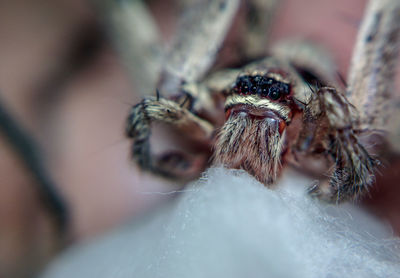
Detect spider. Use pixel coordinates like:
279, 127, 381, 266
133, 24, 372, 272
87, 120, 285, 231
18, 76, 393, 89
125, 0, 400, 203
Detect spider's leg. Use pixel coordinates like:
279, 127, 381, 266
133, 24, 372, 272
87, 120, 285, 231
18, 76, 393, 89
159, 0, 241, 96
270, 39, 339, 88
97, 0, 241, 97
126, 97, 214, 181
94, 0, 162, 96
295, 87, 378, 203
160, 69, 241, 129
236, 0, 279, 60
194, 69, 242, 124
347, 0, 400, 133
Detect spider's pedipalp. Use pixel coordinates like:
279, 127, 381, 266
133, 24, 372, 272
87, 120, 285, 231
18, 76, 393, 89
309, 136, 378, 203
295, 87, 379, 202
126, 97, 214, 179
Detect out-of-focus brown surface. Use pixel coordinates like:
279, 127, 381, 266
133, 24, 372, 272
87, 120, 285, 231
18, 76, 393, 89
364, 159, 400, 234
0, 0, 399, 277
0, 135, 61, 278
0, 1, 171, 276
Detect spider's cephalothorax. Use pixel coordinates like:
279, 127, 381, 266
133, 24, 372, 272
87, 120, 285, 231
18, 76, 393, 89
125, 0, 400, 203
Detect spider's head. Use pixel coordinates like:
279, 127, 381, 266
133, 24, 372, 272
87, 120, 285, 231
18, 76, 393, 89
224, 70, 295, 134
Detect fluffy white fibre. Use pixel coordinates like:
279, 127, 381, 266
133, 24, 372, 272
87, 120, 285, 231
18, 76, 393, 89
41, 167, 400, 278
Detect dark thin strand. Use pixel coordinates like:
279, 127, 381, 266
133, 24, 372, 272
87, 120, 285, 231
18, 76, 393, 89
305, 81, 316, 94
336, 71, 347, 87
293, 96, 307, 106
180, 93, 190, 107
156, 88, 161, 101
315, 80, 323, 91
0, 96, 68, 233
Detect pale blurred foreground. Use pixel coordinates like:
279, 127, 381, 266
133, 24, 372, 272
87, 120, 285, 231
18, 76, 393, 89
41, 168, 400, 278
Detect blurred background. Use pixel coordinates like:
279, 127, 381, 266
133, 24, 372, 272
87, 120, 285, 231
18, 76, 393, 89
0, 0, 399, 277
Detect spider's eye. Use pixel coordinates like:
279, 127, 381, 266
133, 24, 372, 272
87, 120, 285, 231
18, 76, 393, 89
241, 84, 250, 94
236, 77, 251, 95
250, 76, 261, 93
254, 76, 262, 82
268, 86, 282, 100
259, 79, 290, 101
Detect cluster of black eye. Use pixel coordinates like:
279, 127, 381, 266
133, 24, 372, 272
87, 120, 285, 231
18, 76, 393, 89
234, 75, 290, 101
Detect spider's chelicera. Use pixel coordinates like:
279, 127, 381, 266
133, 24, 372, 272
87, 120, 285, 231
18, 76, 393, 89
215, 68, 296, 185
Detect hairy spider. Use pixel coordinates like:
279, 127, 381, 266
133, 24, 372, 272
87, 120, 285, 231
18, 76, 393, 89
125, 0, 400, 202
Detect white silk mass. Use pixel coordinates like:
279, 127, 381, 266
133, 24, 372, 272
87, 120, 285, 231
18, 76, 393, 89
41, 167, 400, 278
